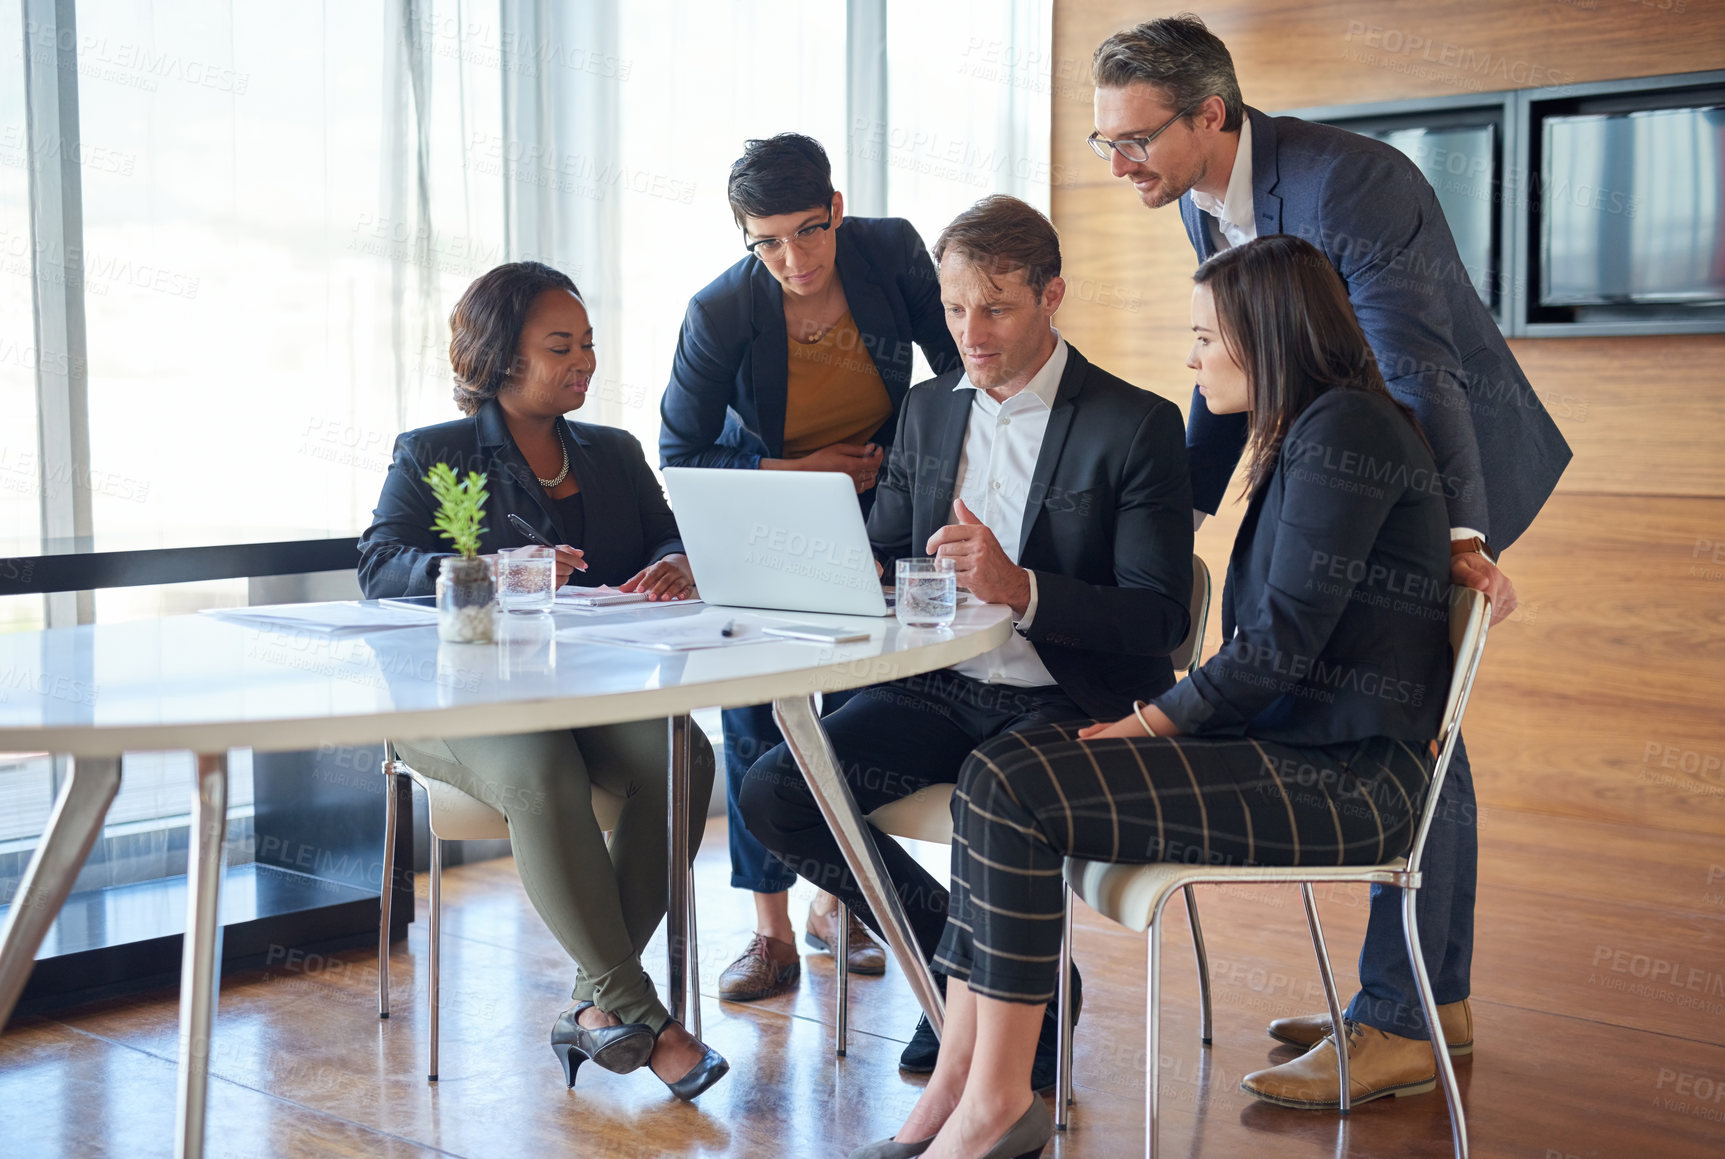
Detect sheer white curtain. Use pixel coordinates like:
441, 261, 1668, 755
881, 0, 1053, 383
3, 0, 1055, 568
605, 1, 850, 452
501, 0, 1051, 457
492, 0, 625, 426
0, 0, 1057, 850
884, 0, 1054, 224
0, 0, 36, 612
0, 0, 511, 852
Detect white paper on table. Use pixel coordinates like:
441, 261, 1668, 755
559, 608, 775, 652
200, 601, 437, 634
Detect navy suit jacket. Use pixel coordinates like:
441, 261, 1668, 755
869, 344, 1194, 720
1155, 389, 1452, 747
358, 400, 681, 598
658, 216, 960, 484
1179, 107, 1571, 549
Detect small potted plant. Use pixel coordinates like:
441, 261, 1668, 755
426, 463, 495, 643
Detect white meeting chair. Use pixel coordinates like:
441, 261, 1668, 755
377, 741, 692, 1082
836, 555, 1212, 1133
1064, 586, 1491, 1159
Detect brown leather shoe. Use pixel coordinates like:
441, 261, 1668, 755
1242, 1021, 1438, 1109
1268, 998, 1473, 1055
804, 902, 886, 975
718, 933, 800, 1002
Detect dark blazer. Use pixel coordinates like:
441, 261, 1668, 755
358, 400, 682, 598
869, 343, 1194, 720
1155, 389, 1452, 747
658, 216, 961, 480
1179, 107, 1571, 549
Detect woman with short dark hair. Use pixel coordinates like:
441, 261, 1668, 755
854, 235, 1454, 1158
659, 132, 963, 1003
359, 262, 727, 1101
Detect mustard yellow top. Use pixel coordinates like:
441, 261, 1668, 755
781, 311, 893, 458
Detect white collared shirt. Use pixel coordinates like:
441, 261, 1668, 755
1189, 117, 1257, 251
946, 334, 1067, 688
1185, 119, 1485, 547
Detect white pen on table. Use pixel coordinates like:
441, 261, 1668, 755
720, 619, 738, 638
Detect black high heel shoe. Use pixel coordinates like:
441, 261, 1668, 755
653, 1019, 729, 1101
550, 1002, 656, 1087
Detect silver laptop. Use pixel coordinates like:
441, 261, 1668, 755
662, 467, 889, 616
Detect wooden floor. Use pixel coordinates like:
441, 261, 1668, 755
3, 810, 1722, 1159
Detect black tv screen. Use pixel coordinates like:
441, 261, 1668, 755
1367, 125, 1498, 309
1541, 106, 1725, 307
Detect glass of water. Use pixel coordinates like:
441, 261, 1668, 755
497, 545, 556, 613
896, 556, 957, 629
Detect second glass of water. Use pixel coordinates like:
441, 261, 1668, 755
896, 556, 957, 629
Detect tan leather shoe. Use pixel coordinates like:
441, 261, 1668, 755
1268, 998, 1473, 1055
1242, 1021, 1438, 1109
718, 933, 800, 1002
804, 902, 887, 975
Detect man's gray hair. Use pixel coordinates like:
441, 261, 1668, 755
1092, 14, 1244, 134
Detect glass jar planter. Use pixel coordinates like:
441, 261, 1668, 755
436, 555, 495, 643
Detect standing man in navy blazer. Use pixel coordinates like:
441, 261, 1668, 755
1088, 15, 1572, 1108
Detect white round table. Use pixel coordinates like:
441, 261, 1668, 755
0, 601, 1011, 1158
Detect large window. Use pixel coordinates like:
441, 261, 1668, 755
607, 0, 850, 454
883, 0, 1052, 384
74, 0, 503, 551
0, 0, 40, 634
0, 0, 1052, 886
884, 0, 1054, 224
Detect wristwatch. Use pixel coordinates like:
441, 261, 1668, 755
1450, 535, 1493, 563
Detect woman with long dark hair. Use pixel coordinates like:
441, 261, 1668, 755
359, 262, 728, 1101
854, 234, 1455, 1159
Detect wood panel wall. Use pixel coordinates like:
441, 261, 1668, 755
1050, 1, 1725, 836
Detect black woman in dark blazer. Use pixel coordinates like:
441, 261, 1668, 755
658, 133, 961, 1002
858, 236, 1454, 1158
358, 262, 726, 1101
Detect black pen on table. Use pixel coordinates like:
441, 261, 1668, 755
720, 619, 737, 638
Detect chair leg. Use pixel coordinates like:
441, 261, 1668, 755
1403, 886, 1468, 1159
1055, 884, 1075, 1130
1182, 884, 1212, 1046
686, 863, 702, 1042
835, 904, 850, 1057
1301, 883, 1351, 1115
1145, 916, 1163, 1159
378, 752, 397, 1020
428, 833, 441, 1083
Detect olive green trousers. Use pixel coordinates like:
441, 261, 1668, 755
395, 719, 714, 1030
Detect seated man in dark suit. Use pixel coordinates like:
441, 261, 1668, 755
737, 194, 1193, 1087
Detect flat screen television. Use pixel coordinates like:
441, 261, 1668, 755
1540, 105, 1725, 307
1367, 124, 1498, 308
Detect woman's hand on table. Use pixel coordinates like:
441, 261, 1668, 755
620, 553, 697, 601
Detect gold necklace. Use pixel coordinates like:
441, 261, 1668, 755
536, 428, 570, 489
